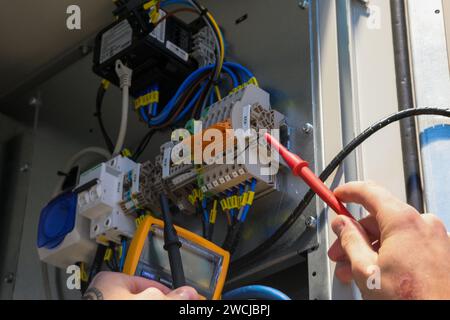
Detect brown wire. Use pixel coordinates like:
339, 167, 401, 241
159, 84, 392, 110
153, 72, 211, 130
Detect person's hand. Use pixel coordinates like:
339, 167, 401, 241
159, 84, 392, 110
83, 271, 199, 300
328, 181, 450, 300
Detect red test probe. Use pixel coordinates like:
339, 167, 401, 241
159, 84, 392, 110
265, 133, 355, 220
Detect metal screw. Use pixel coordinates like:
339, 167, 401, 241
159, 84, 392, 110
80, 44, 90, 55
305, 216, 317, 229
29, 96, 42, 108
298, 0, 310, 10
302, 123, 314, 135
20, 163, 30, 173
3, 272, 15, 284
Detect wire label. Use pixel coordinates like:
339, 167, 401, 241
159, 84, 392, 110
166, 41, 189, 62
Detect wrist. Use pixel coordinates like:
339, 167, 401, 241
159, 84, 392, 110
82, 287, 104, 300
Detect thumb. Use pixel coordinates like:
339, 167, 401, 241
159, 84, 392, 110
332, 216, 378, 281
166, 286, 199, 300
133, 287, 167, 300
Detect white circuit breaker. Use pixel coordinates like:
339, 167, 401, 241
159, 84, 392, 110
37, 155, 140, 268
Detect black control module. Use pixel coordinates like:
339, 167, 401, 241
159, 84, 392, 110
93, 6, 207, 103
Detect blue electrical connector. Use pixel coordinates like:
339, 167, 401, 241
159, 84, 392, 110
119, 239, 127, 272
222, 285, 291, 300
240, 178, 257, 222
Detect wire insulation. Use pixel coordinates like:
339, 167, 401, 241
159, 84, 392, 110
222, 285, 291, 300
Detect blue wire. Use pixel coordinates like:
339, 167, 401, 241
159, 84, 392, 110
153, 84, 159, 116
226, 190, 234, 219
119, 239, 127, 272
202, 198, 209, 223
145, 63, 250, 126
160, 0, 193, 7
149, 65, 215, 125
200, 65, 239, 115
222, 65, 239, 88
224, 62, 255, 82
222, 285, 291, 300
140, 107, 149, 123
209, 89, 215, 106
240, 179, 257, 222
174, 82, 207, 122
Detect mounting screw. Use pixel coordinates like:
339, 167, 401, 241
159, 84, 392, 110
298, 0, 310, 10
305, 216, 317, 229
20, 163, 30, 173
3, 272, 15, 284
80, 44, 90, 55
302, 123, 314, 135
28, 96, 42, 108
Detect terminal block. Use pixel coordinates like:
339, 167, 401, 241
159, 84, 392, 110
191, 26, 217, 67
137, 85, 287, 215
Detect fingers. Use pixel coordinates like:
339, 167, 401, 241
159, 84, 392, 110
132, 285, 199, 300
166, 286, 199, 300
328, 239, 347, 262
359, 215, 381, 241
331, 216, 378, 279
335, 181, 418, 230
122, 275, 198, 299
335, 261, 353, 284
125, 275, 172, 295
421, 213, 448, 238
134, 287, 167, 300
328, 215, 380, 262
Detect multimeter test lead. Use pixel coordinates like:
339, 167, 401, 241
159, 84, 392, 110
265, 133, 355, 220
159, 193, 186, 288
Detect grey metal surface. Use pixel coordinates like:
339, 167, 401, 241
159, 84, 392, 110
307, 0, 406, 300
335, 0, 363, 216
0, 0, 114, 101
197, 0, 318, 285
0, 114, 34, 299
407, 0, 450, 226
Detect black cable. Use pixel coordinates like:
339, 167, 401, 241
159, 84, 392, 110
159, 193, 186, 288
110, 242, 120, 271
390, 0, 424, 212
230, 107, 450, 273
95, 84, 115, 153
132, 129, 156, 161
222, 221, 243, 255
88, 244, 107, 283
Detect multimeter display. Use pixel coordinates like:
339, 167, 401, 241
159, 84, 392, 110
136, 225, 223, 299
124, 216, 230, 300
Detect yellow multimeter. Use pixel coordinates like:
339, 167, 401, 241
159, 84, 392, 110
123, 216, 230, 300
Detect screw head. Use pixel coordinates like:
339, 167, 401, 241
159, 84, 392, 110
80, 45, 90, 55
305, 216, 317, 229
302, 123, 314, 134
28, 96, 42, 108
20, 163, 30, 173
3, 272, 15, 284
299, 0, 310, 9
